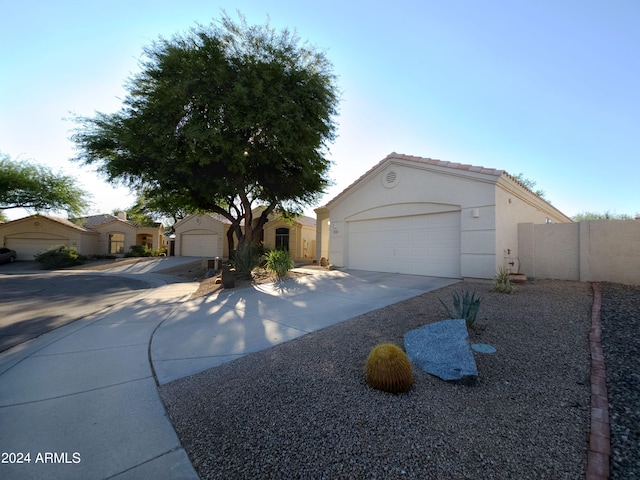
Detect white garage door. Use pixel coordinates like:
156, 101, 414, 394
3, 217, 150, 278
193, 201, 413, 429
347, 212, 461, 277
6, 238, 69, 261
181, 234, 218, 257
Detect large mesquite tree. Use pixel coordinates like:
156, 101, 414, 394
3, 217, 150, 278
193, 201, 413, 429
72, 14, 338, 251
0, 152, 89, 217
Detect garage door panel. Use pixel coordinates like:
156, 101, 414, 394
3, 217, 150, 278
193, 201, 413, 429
181, 234, 218, 257
6, 238, 69, 261
347, 213, 460, 278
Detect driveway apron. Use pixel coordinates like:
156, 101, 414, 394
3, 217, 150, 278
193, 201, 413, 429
151, 270, 459, 385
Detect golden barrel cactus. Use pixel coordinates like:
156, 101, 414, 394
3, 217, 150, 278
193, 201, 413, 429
365, 343, 414, 393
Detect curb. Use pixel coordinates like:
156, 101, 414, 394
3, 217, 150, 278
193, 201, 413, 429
586, 282, 610, 480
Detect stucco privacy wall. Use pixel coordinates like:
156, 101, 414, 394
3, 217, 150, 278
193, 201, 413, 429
519, 220, 640, 285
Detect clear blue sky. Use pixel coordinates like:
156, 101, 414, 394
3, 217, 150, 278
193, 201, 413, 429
2, 0, 638, 221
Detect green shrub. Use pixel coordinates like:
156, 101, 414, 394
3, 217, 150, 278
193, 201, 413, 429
230, 244, 262, 279
125, 245, 167, 257
439, 290, 482, 328
492, 267, 514, 293
34, 245, 86, 269
265, 249, 293, 279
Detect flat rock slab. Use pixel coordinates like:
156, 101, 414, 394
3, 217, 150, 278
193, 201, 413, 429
404, 319, 478, 386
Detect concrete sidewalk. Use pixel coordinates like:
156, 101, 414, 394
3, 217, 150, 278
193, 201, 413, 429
151, 270, 458, 385
0, 266, 456, 479
0, 281, 201, 480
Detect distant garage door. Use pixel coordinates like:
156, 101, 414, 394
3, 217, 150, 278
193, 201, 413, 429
6, 237, 69, 261
180, 233, 218, 257
346, 212, 461, 278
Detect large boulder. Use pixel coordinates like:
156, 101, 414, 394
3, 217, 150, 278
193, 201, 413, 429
404, 319, 478, 386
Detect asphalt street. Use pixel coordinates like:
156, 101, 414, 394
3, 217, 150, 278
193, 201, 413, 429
0, 271, 149, 353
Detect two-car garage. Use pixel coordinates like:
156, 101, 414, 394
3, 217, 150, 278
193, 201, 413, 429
346, 212, 461, 278
5, 235, 69, 261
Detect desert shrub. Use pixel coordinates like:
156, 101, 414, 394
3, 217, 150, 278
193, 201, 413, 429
492, 267, 514, 293
34, 245, 86, 269
439, 290, 482, 328
230, 244, 262, 279
365, 343, 414, 393
125, 245, 155, 257
265, 249, 293, 279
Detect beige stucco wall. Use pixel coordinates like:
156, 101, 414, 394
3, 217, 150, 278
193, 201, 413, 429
324, 160, 499, 278
174, 214, 228, 258
263, 220, 316, 261
0, 216, 98, 258
519, 220, 640, 285
90, 221, 138, 256
494, 178, 572, 276
318, 157, 572, 279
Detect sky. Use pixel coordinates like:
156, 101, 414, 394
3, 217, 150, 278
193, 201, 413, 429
1, 0, 639, 222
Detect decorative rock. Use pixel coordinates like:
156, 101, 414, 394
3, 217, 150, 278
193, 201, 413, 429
404, 319, 478, 386
471, 343, 497, 354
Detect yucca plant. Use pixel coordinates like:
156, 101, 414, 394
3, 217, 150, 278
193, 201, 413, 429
439, 290, 482, 328
230, 244, 262, 279
492, 267, 514, 294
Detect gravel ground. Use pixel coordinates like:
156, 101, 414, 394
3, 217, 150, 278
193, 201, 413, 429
601, 283, 640, 479
160, 279, 593, 480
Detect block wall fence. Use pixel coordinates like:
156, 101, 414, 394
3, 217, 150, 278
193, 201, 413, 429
518, 220, 640, 286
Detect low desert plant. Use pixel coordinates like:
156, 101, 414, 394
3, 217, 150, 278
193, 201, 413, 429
264, 249, 293, 279
34, 245, 86, 269
439, 290, 482, 328
492, 267, 514, 294
125, 245, 154, 257
365, 343, 414, 393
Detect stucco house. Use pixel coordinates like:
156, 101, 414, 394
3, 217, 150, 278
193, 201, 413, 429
0, 212, 164, 261
174, 211, 316, 261
315, 153, 572, 279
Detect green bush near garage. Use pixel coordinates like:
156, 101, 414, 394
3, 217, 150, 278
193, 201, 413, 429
34, 245, 86, 269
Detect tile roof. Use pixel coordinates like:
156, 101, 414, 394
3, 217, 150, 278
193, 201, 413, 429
81, 214, 140, 228
324, 152, 506, 208
385, 153, 505, 177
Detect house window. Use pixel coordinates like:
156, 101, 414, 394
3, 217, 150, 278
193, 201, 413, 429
275, 228, 289, 251
109, 233, 125, 254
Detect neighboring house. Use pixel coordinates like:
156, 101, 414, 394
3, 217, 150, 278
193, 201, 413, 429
315, 153, 572, 279
173, 214, 231, 258
173, 211, 317, 261
0, 215, 98, 261
81, 213, 165, 255
0, 212, 164, 261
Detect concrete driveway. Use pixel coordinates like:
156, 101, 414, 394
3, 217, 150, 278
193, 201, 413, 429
151, 269, 459, 384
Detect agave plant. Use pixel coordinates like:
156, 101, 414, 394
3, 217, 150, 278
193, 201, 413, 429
439, 290, 482, 328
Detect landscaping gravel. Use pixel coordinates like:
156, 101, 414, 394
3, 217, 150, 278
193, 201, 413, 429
160, 280, 593, 479
601, 283, 640, 479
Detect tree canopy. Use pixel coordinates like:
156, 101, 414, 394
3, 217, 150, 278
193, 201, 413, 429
0, 152, 90, 217
72, 13, 339, 249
